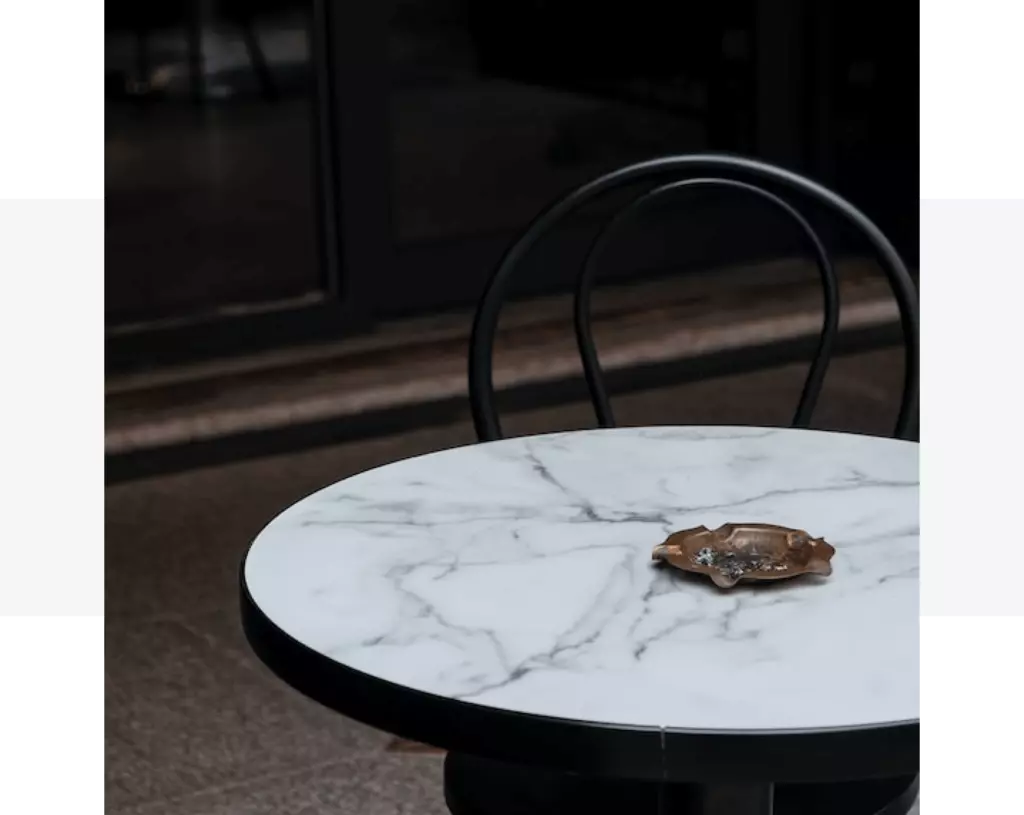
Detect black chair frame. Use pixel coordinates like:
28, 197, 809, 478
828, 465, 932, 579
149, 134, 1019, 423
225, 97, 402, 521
468, 154, 919, 442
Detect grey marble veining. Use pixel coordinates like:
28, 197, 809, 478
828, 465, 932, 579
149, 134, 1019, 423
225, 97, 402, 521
245, 426, 918, 732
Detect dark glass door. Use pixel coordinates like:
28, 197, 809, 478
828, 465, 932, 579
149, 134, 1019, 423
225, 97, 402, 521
106, 0, 917, 370
376, 0, 761, 317
105, 0, 323, 328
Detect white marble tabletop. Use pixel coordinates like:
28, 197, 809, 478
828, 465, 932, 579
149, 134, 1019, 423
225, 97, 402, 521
244, 426, 918, 734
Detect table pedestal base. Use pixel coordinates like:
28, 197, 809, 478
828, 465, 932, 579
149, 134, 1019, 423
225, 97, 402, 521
444, 752, 915, 815
680, 783, 773, 815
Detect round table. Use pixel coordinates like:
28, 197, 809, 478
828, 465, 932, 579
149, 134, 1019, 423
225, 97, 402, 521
241, 426, 919, 814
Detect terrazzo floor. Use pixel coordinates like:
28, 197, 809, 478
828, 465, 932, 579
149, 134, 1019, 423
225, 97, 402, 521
106, 348, 918, 814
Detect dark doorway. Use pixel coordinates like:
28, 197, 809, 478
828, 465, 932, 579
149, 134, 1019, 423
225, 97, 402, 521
106, 0, 918, 371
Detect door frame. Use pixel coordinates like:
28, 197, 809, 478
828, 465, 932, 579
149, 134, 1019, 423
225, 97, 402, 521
106, 0, 395, 374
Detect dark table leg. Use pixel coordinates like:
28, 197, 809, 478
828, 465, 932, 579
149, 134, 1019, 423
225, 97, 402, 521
662, 783, 774, 815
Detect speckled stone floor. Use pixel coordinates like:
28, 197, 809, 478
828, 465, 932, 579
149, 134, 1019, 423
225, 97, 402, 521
106, 348, 918, 814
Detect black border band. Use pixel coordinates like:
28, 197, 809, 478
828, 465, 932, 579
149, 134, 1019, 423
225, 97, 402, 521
240, 568, 918, 783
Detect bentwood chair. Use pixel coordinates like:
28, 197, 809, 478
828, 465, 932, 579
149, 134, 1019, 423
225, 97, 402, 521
468, 154, 919, 444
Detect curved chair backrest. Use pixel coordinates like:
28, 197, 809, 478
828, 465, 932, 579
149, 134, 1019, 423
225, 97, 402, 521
468, 154, 919, 441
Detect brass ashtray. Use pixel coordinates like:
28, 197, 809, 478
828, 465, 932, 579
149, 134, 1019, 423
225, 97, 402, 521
652, 523, 835, 589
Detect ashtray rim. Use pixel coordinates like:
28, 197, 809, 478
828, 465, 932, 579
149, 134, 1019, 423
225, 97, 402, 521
652, 522, 835, 589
